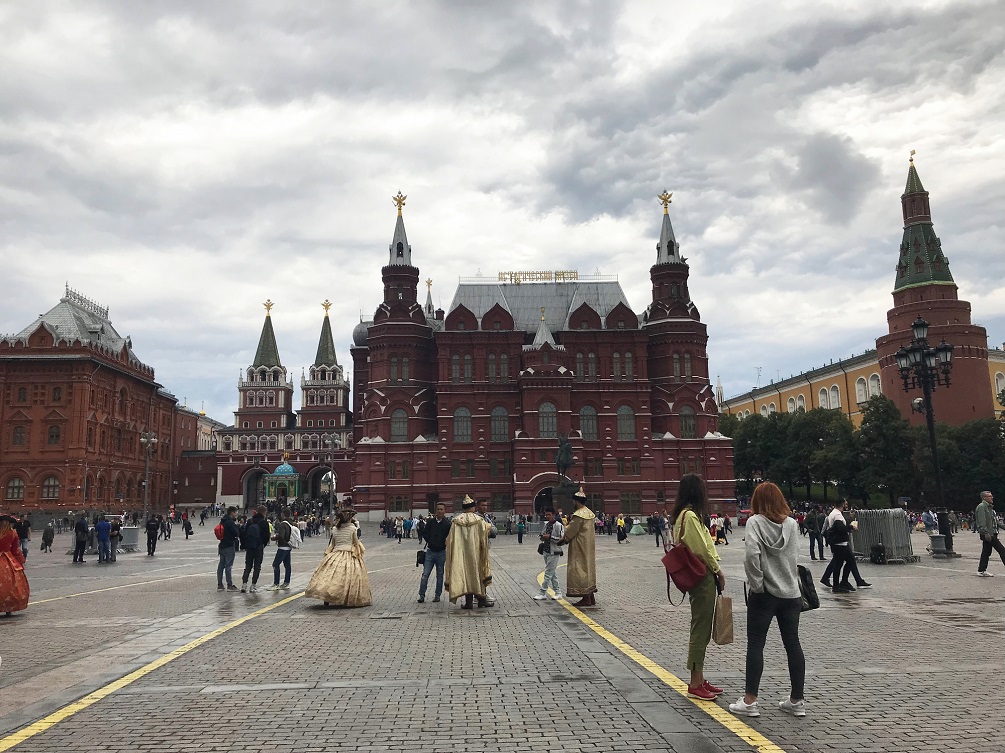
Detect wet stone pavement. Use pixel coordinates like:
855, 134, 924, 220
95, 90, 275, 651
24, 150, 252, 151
1, 522, 1003, 752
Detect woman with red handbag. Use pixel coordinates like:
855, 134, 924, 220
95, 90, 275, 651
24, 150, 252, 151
669, 474, 726, 701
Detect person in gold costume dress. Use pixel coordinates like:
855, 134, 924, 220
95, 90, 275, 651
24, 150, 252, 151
305, 507, 371, 607
444, 496, 492, 609
0, 515, 29, 616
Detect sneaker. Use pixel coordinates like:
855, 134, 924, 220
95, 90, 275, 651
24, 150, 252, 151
551, 593, 563, 600
978, 571, 995, 577
249, 584, 258, 593
857, 582, 873, 589
227, 585, 238, 591
840, 583, 856, 592
687, 684, 718, 701
280, 583, 290, 590
728, 697, 760, 716
432, 596, 441, 602
703, 680, 724, 695
819, 578, 832, 588
832, 585, 853, 594
417, 596, 425, 603
240, 585, 247, 593
267, 584, 281, 591
533, 594, 548, 600
779, 698, 806, 717
217, 584, 224, 591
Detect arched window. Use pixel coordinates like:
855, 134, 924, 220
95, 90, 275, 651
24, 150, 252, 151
118, 388, 127, 414
830, 385, 841, 409
575, 352, 584, 381
797, 395, 806, 411
48, 425, 61, 445
787, 397, 796, 413
539, 402, 557, 438
579, 406, 598, 441
390, 357, 398, 383
12, 426, 26, 445
679, 406, 697, 438
625, 352, 634, 380
856, 377, 868, 404
869, 373, 882, 397
453, 407, 472, 442
223, 437, 232, 451
488, 354, 496, 383
401, 358, 409, 384
451, 354, 460, 383
684, 353, 692, 380
819, 388, 829, 409
53, 387, 62, 402
5, 477, 25, 500
587, 352, 597, 381
612, 353, 621, 381
266, 392, 276, 406
616, 405, 636, 440
500, 353, 509, 381
768, 402, 776, 414
761, 405, 769, 417
463, 354, 473, 383
673, 353, 681, 381
391, 409, 408, 442
490, 406, 508, 443
41, 475, 60, 499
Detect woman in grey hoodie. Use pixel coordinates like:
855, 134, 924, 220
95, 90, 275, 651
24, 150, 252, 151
729, 482, 806, 718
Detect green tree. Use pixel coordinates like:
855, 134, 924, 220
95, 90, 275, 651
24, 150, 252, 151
810, 409, 857, 503
856, 395, 919, 506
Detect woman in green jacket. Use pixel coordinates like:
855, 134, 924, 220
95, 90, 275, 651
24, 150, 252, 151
670, 474, 726, 701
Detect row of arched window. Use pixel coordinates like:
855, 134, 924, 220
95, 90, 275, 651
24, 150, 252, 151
10, 425, 63, 446
673, 353, 693, 381
305, 390, 341, 406
739, 374, 884, 418
389, 357, 410, 384
5, 476, 60, 500
247, 368, 284, 383
308, 366, 341, 381
226, 432, 343, 452
245, 391, 277, 407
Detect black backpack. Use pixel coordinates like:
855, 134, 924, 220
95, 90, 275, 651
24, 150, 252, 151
241, 520, 262, 549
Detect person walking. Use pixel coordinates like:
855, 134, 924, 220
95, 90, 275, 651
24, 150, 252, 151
976, 491, 1005, 577
654, 513, 667, 548
217, 506, 240, 591
821, 501, 871, 593
145, 515, 160, 556
443, 496, 492, 609
73, 514, 88, 563
15, 516, 31, 560
558, 487, 597, 607
729, 482, 806, 718
806, 507, 825, 561
240, 507, 269, 592
669, 474, 725, 702
394, 517, 404, 543
41, 522, 55, 554
417, 503, 451, 603
534, 508, 564, 600
268, 510, 294, 591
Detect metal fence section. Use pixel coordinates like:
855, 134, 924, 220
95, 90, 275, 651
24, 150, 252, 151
851, 509, 918, 563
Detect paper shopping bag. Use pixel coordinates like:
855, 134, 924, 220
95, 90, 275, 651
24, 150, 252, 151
712, 594, 734, 645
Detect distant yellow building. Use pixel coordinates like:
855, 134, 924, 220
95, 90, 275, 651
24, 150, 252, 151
721, 347, 1005, 426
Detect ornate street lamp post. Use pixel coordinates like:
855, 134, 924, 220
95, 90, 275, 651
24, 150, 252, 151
139, 432, 158, 521
895, 317, 954, 546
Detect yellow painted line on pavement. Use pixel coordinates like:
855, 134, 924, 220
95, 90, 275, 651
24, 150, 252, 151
28, 573, 205, 605
537, 568, 785, 753
0, 591, 304, 752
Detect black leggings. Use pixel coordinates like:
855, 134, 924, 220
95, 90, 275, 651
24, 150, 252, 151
745, 591, 804, 700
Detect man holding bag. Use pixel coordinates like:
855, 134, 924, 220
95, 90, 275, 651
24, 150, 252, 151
669, 474, 725, 702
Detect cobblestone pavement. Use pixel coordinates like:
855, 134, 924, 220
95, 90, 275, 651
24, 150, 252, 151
1, 523, 1003, 752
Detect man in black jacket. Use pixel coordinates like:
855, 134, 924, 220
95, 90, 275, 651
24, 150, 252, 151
218, 506, 241, 590
145, 515, 160, 556
417, 503, 451, 603
240, 507, 270, 593
73, 514, 89, 563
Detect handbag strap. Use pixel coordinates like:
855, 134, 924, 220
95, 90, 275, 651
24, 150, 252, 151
666, 568, 685, 606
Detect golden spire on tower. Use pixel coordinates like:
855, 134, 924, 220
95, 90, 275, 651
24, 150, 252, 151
909, 149, 916, 164
657, 190, 673, 214
263, 299, 274, 315
425, 278, 433, 293
392, 191, 407, 215
541, 306, 546, 321
321, 299, 332, 314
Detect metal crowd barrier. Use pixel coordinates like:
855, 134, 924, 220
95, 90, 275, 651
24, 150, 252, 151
851, 508, 918, 564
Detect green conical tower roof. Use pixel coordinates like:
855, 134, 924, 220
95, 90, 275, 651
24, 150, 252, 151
252, 301, 283, 367
893, 158, 954, 292
314, 304, 338, 367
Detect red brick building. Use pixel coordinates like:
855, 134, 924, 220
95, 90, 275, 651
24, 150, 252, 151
350, 194, 735, 518
0, 287, 179, 516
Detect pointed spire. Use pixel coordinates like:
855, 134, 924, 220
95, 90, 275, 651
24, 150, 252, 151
388, 191, 413, 266
655, 190, 681, 264
252, 300, 283, 367
424, 278, 434, 316
314, 300, 338, 367
532, 307, 557, 348
893, 154, 953, 292
715, 376, 724, 405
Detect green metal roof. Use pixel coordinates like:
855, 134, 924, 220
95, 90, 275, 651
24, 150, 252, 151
253, 314, 283, 367
314, 314, 338, 367
904, 163, 926, 195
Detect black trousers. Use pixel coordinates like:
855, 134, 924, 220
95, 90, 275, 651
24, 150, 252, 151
745, 591, 804, 699
147, 534, 157, 555
73, 540, 86, 562
979, 535, 1005, 572
242, 547, 265, 584
824, 545, 863, 586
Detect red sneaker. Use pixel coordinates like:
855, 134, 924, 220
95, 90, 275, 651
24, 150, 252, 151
703, 680, 724, 695
687, 683, 717, 700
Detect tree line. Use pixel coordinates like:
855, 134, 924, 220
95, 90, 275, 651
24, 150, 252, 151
718, 395, 1005, 511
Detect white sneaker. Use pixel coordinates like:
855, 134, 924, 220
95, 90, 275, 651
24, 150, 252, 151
249, 584, 258, 593
533, 594, 548, 600
978, 571, 995, 577
728, 698, 760, 717
779, 698, 806, 717
279, 583, 290, 590
551, 593, 564, 600
267, 584, 281, 591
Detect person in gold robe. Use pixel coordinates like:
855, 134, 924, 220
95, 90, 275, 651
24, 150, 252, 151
559, 487, 597, 607
444, 496, 493, 609
305, 507, 371, 607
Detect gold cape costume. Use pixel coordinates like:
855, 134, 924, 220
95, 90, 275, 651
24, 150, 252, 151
443, 512, 492, 602
560, 506, 597, 597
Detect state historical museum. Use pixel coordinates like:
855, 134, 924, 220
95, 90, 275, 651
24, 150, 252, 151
348, 193, 734, 517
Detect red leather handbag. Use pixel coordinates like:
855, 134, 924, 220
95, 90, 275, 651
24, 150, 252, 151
662, 541, 706, 605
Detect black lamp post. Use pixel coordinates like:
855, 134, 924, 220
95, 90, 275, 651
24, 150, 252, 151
895, 316, 954, 538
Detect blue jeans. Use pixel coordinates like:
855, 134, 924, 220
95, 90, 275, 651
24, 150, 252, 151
218, 547, 236, 586
419, 549, 446, 598
540, 553, 561, 594
273, 548, 291, 585
98, 540, 111, 562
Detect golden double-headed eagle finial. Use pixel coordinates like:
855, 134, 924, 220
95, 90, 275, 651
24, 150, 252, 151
392, 191, 407, 215
909, 149, 916, 164
425, 278, 433, 293
322, 299, 332, 314
263, 299, 274, 315
657, 190, 673, 214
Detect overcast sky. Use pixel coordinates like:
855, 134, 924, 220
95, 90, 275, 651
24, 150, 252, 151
2, 0, 1004, 422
